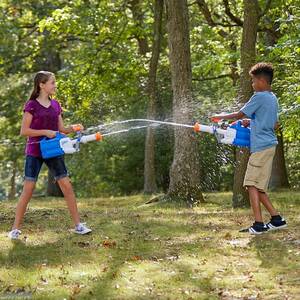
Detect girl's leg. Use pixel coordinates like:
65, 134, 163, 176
57, 177, 80, 225
12, 180, 36, 230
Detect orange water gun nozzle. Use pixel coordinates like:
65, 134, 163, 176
193, 122, 200, 132
95, 132, 103, 141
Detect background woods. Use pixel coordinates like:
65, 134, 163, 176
0, 0, 299, 205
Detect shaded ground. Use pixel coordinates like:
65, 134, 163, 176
0, 191, 299, 299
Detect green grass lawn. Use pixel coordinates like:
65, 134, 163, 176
0, 191, 299, 300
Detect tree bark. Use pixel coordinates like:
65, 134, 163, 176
8, 161, 17, 200
262, 21, 290, 189
38, 32, 64, 197
144, 0, 164, 194
129, 0, 150, 55
165, 0, 204, 204
232, 0, 260, 208
46, 171, 63, 197
269, 129, 289, 189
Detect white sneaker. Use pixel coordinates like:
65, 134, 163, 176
8, 229, 21, 240
74, 223, 92, 235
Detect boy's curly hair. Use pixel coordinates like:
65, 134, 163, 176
249, 62, 274, 84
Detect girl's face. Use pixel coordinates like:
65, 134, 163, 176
40, 76, 57, 95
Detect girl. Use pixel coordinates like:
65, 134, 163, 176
8, 71, 92, 239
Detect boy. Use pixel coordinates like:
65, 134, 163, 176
211, 62, 287, 234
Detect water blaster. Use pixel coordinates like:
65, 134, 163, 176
193, 120, 250, 148
40, 131, 102, 159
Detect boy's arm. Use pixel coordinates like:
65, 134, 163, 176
210, 111, 246, 122
211, 94, 262, 123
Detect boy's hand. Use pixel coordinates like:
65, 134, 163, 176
71, 124, 84, 132
241, 119, 251, 127
44, 130, 57, 139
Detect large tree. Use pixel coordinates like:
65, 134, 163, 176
143, 0, 164, 194
232, 0, 260, 208
165, 0, 204, 204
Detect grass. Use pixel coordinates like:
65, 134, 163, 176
0, 190, 299, 300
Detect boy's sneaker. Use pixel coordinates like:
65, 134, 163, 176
239, 222, 268, 235
266, 215, 287, 231
74, 222, 92, 235
8, 229, 21, 240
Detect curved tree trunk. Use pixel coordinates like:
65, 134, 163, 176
143, 0, 164, 194
165, 0, 204, 204
232, 0, 260, 208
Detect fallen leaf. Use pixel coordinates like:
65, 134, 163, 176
102, 240, 116, 248
131, 255, 142, 261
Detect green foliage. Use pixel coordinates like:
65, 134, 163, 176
0, 0, 299, 198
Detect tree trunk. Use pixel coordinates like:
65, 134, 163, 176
8, 161, 17, 200
269, 129, 289, 189
262, 23, 290, 189
165, 0, 204, 204
232, 0, 260, 208
46, 171, 64, 197
129, 0, 150, 55
37, 33, 64, 197
143, 0, 164, 194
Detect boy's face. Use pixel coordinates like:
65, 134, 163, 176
40, 76, 57, 95
251, 75, 268, 91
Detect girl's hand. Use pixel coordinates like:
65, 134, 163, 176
210, 115, 223, 123
44, 130, 57, 138
71, 124, 84, 132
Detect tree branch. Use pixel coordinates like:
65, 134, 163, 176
192, 73, 232, 81
196, 0, 230, 38
259, 0, 272, 17
222, 0, 243, 26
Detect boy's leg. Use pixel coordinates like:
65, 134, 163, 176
258, 191, 278, 216
247, 186, 263, 222
259, 191, 287, 230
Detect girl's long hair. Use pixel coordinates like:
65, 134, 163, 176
29, 71, 55, 100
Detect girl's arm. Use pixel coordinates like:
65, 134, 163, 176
58, 115, 84, 134
20, 112, 56, 138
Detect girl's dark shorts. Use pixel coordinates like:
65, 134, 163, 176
24, 155, 69, 182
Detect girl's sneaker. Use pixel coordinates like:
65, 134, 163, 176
8, 229, 21, 240
74, 222, 92, 235
266, 216, 287, 231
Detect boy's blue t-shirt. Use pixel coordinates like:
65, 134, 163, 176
240, 91, 278, 153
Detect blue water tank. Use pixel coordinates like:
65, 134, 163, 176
40, 132, 66, 159
229, 121, 250, 148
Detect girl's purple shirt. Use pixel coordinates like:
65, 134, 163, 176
23, 99, 62, 157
